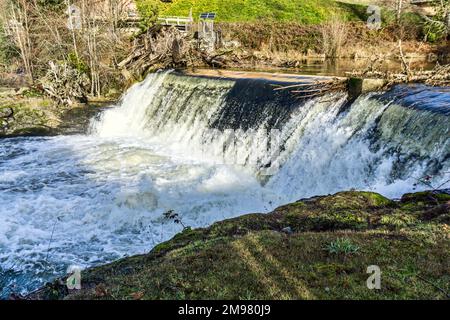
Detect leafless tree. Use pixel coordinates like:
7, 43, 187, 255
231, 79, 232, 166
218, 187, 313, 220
1, 0, 35, 82
1, 0, 133, 98
396, 0, 403, 23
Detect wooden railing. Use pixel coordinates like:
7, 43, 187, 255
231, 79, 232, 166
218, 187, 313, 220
157, 16, 193, 30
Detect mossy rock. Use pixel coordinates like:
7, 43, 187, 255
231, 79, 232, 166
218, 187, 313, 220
401, 191, 450, 205
272, 191, 394, 232
0, 99, 56, 137
1, 95, 107, 137
314, 191, 394, 209
10, 127, 52, 137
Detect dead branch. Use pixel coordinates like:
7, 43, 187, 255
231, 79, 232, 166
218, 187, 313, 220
347, 63, 450, 87
39, 61, 89, 106
272, 78, 347, 99
117, 26, 236, 79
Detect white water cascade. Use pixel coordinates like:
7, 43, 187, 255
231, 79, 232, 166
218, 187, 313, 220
0, 71, 448, 297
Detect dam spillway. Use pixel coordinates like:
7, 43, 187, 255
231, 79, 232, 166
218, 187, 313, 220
0, 70, 449, 297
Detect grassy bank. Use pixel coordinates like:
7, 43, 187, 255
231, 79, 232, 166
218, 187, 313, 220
32, 190, 450, 300
151, 0, 366, 24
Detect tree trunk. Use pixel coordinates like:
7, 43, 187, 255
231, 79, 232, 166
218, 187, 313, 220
10, 1, 34, 83
396, 0, 403, 24
446, 12, 450, 36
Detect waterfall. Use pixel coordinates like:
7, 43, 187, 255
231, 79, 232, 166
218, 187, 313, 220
1, 71, 448, 298
92, 71, 449, 199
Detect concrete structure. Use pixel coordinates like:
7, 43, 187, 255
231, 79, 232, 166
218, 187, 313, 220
348, 77, 387, 98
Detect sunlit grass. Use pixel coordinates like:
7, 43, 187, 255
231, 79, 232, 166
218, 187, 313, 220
154, 0, 368, 24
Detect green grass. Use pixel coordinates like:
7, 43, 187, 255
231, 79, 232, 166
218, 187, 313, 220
325, 238, 360, 256
154, 0, 368, 24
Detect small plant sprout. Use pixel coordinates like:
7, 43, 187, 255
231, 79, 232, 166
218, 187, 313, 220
325, 238, 360, 256
163, 210, 188, 230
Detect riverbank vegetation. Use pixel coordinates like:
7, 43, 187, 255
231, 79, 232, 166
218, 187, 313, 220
124, 0, 450, 83
0, 0, 449, 109
0, 86, 105, 137
0, 0, 132, 100
151, 0, 366, 24
1, 1, 448, 302
29, 190, 450, 300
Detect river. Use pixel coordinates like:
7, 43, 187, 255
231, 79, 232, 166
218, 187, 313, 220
0, 71, 449, 297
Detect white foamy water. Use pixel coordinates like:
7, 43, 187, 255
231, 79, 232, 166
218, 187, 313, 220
0, 71, 448, 297
0, 134, 282, 296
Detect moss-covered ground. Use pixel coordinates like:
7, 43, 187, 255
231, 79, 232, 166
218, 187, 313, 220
0, 89, 108, 137
0, 98, 56, 137
31, 190, 450, 300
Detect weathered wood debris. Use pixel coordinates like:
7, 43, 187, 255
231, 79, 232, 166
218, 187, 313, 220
39, 61, 90, 106
118, 26, 233, 80
348, 63, 450, 87
272, 78, 348, 99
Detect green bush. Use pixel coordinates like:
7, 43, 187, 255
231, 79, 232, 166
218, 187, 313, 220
67, 52, 89, 75
325, 238, 360, 256
136, 0, 160, 30
423, 20, 447, 43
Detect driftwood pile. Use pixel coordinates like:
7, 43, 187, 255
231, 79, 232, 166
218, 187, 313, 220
39, 61, 90, 106
404, 64, 450, 86
273, 63, 449, 101
118, 26, 233, 80
117, 26, 190, 78
348, 63, 450, 87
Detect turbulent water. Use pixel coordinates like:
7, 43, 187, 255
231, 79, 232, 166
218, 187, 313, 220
0, 71, 449, 297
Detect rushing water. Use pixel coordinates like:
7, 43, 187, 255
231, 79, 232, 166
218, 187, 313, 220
0, 71, 449, 297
